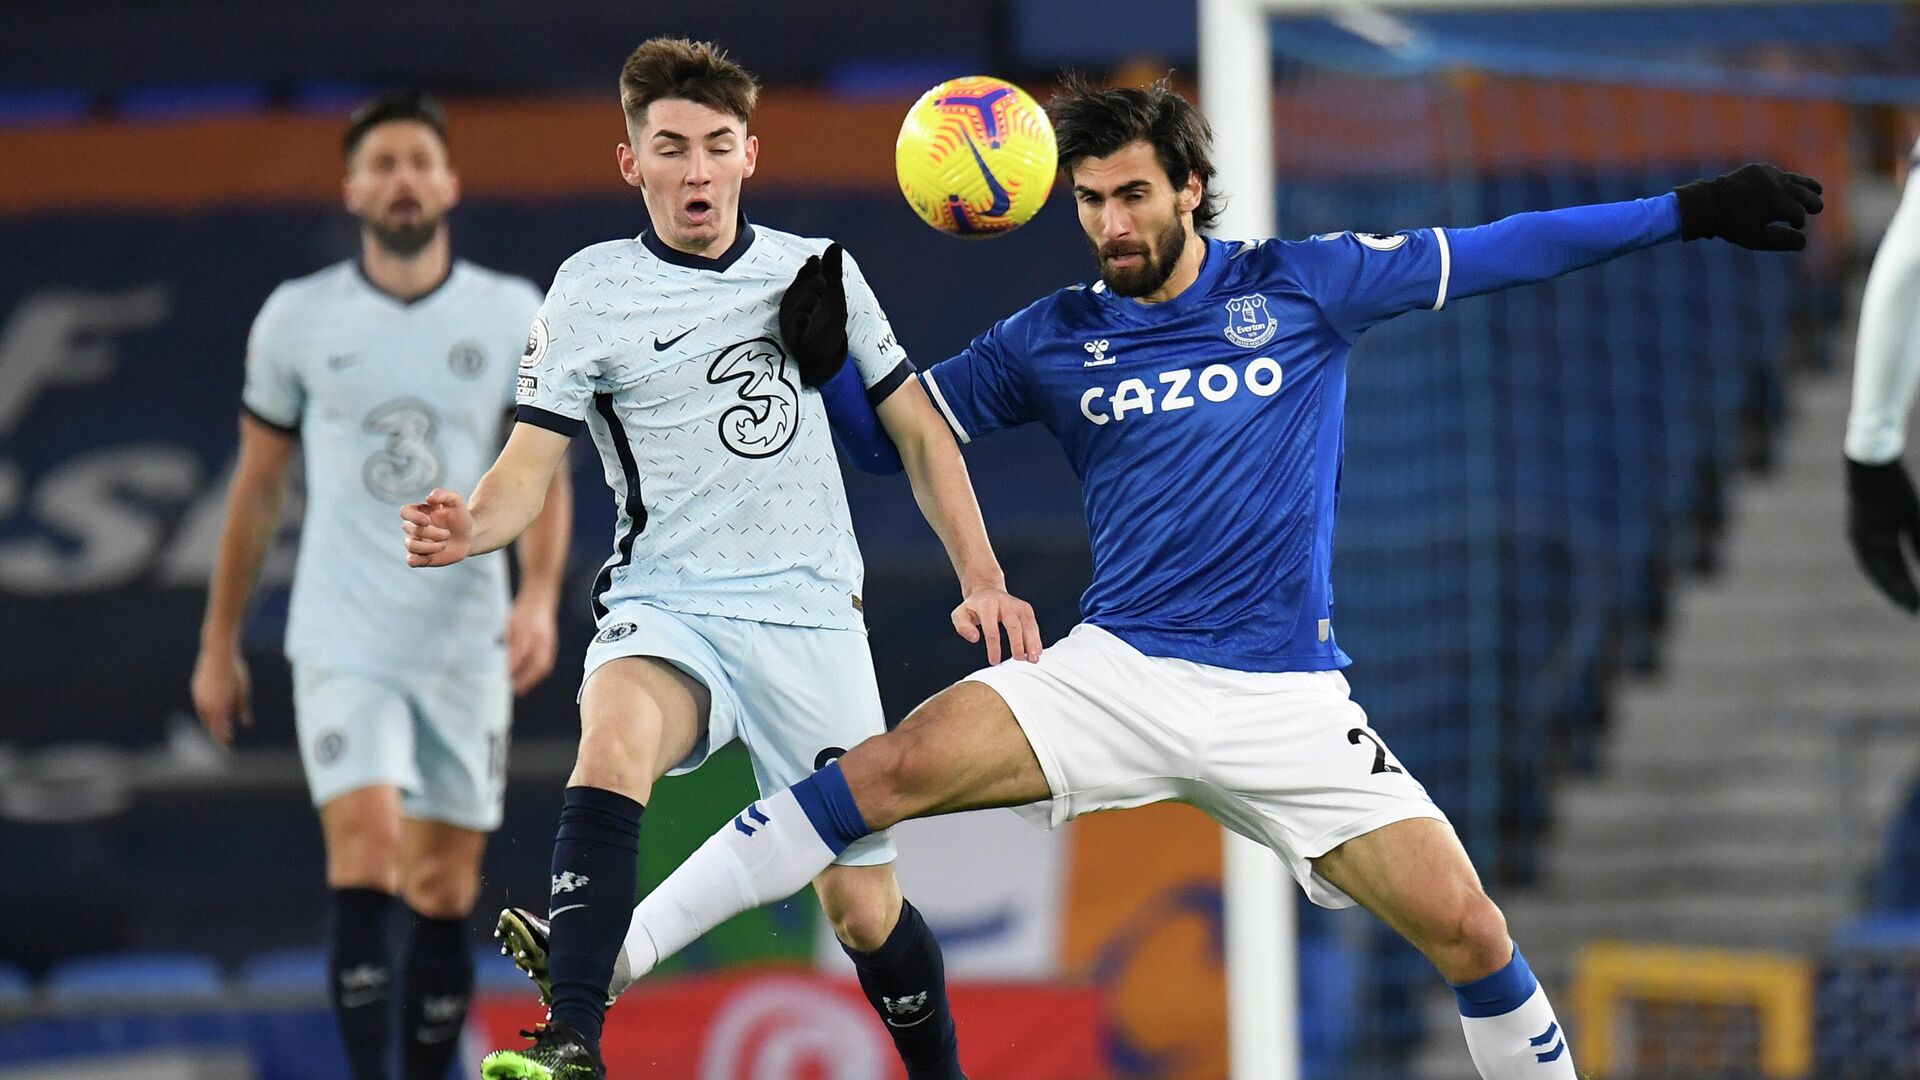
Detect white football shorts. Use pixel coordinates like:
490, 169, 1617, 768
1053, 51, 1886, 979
966, 622, 1449, 908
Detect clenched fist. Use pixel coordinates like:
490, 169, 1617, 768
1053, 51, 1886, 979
402, 488, 475, 567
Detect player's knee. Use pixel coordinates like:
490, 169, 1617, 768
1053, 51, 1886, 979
402, 853, 481, 919
324, 817, 403, 891
817, 879, 902, 953
838, 733, 923, 831
1433, 892, 1512, 983
574, 708, 661, 789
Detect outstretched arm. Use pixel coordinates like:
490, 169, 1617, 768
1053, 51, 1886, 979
403, 423, 572, 567
1449, 164, 1823, 302
1305, 164, 1823, 339
1444, 194, 1680, 301
876, 380, 1040, 664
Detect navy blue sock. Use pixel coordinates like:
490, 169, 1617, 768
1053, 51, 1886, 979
844, 900, 963, 1080
545, 786, 643, 1051
327, 886, 399, 1080
399, 910, 473, 1080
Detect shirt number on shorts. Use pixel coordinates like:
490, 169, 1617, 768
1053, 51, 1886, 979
362, 398, 446, 502
488, 733, 507, 783
1347, 727, 1404, 775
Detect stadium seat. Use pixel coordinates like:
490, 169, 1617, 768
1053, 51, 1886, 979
45, 951, 224, 1002
237, 946, 329, 995
0, 962, 30, 1004
1831, 912, 1920, 953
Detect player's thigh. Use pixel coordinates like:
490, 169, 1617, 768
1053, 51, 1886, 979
811, 862, 905, 951
1309, 816, 1508, 974
576, 656, 710, 796
318, 785, 406, 889
398, 816, 489, 918
1209, 669, 1451, 910
954, 623, 1208, 831
577, 607, 746, 797
839, 680, 1051, 830
406, 665, 512, 834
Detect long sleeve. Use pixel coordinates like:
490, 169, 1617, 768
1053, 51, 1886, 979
1845, 157, 1920, 464
1445, 193, 1682, 301
1287, 194, 1682, 341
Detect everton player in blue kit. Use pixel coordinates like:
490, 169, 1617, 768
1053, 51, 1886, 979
583, 79, 1821, 1077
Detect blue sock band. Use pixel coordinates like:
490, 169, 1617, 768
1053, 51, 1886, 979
790, 761, 873, 855
1451, 942, 1539, 1018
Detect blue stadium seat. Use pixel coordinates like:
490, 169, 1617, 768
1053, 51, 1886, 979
238, 947, 328, 995
1832, 912, 1920, 953
0, 962, 31, 1004
45, 951, 224, 1002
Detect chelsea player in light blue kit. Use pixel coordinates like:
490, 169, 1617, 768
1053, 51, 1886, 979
401, 39, 1036, 1080
192, 92, 573, 1080
576, 79, 1825, 1078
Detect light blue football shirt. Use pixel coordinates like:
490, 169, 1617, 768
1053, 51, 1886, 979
242, 260, 543, 675
515, 222, 914, 631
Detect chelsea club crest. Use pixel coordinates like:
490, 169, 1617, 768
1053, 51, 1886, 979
1224, 294, 1278, 349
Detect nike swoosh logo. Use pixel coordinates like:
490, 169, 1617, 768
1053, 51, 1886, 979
884, 1011, 936, 1029
549, 903, 588, 917
961, 132, 1012, 218
653, 327, 696, 351
328, 354, 359, 370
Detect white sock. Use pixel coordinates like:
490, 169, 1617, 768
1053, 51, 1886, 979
1454, 944, 1577, 1079
617, 785, 840, 990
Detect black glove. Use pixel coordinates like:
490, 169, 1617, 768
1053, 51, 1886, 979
1848, 456, 1920, 613
780, 242, 849, 388
1673, 163, 1824, 251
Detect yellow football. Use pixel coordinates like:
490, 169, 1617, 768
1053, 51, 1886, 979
895, 76, 1058, 237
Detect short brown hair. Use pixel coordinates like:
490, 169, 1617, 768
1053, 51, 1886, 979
343, 89, 447, 160
619, 38, 759, 130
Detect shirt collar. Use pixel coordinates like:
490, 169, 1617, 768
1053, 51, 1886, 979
641, 211, 756, 272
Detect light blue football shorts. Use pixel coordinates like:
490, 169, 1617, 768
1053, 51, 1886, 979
292, 664, 511, 832
582, 603, 896, 867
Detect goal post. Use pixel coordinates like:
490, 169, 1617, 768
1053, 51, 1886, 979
1197, 3, 1297, 1079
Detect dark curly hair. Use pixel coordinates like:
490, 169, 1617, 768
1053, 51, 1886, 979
1048, 74, 1221, 231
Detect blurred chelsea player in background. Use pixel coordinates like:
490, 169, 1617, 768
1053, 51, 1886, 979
191, 90, 573, 1080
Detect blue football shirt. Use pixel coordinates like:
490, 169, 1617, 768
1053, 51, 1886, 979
920, 229, 1457, 673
